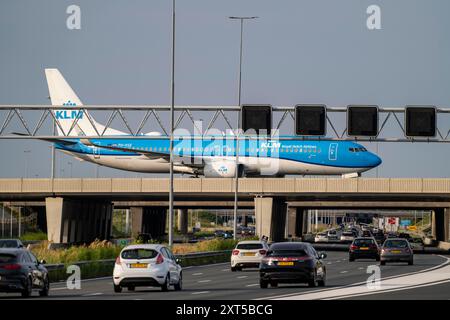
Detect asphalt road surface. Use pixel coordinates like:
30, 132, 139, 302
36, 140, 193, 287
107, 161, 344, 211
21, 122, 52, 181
0, 252, 448, 300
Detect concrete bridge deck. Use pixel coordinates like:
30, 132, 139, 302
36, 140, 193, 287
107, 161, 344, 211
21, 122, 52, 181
1, 178, 449, 244
2, 178, 450, 200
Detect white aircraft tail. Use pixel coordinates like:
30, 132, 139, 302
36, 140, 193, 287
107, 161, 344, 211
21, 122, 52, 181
45, 68, 124, 136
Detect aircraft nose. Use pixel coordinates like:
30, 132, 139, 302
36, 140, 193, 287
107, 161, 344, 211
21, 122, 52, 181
369, 153, 382, 167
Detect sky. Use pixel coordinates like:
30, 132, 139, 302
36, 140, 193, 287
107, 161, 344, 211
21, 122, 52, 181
1, 0, 450, 178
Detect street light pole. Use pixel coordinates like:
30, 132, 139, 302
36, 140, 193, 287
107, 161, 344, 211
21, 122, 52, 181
68, 161, 73, 178
168, 0, 176, 247
51, 118, 56, 179
24, 150, 31, 178
229, 16, 258, 240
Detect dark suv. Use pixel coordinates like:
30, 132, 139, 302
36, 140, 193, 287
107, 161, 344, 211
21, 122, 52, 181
260, 242, 327, 288
349, 237, 380, 261
0, 248, 49, 297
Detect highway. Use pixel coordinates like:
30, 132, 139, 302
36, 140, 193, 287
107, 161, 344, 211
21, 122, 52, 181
0, 252, 448, 300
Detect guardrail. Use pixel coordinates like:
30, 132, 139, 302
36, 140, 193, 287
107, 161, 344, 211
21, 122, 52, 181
45, 250, 232, 283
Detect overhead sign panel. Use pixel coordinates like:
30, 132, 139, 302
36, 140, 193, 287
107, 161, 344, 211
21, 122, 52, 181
295, 104, 326, 136
405, 106, 436, 137
347, 105, 379, 137
241, 104, 272, 135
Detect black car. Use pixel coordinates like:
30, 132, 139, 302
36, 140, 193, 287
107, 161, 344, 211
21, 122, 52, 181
259, 242, 327, 288
0, 248, 49, 297
349, 237, 380, 261
373, 231, 386, 244
0, 239, 24, 248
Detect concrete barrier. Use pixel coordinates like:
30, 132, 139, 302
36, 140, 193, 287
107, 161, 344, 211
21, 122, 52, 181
45, 250, 233, 283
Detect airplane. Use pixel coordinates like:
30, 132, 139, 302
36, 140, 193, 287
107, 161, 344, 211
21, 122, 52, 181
38, 68, 381, 178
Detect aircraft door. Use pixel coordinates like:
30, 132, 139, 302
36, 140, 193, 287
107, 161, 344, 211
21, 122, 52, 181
328, 143, 338, 161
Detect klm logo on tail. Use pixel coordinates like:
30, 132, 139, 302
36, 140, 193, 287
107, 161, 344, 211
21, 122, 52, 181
56, 100, 83, 119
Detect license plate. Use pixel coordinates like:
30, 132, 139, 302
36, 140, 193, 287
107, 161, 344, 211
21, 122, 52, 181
391, 250, 402, 254
243, 252, 255, 256
130, 263, 148, 268
277, 261, 294, 266
360, 247, 369, 250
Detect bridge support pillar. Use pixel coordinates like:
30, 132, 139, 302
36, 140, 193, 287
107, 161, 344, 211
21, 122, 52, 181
131, 207, 167, 239
431, 208, 450, 242
177, 209, 188, 234
45, 197, 112, 244
287, 208, 296, 238
254, 197, 287, 242
286, 208, 308, 239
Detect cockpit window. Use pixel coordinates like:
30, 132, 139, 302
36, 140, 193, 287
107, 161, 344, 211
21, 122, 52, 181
349, 147, 367, 152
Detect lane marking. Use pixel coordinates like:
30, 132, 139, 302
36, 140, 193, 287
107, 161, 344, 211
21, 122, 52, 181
237, 276, 248, 279
83, 292, 103, 297
192, 291, 210, 295
246, 283, 259, 287
259, 255, 449, 300
328, 278, 450, 300
358, 267, 364, 270
192, 272, 203, 276
327, 262, 332, 265
50, 287, 69, 291
274, 256, 450, 300
340, 271, 348, 274
221, 269, 230, 272
198, 280, 211, 283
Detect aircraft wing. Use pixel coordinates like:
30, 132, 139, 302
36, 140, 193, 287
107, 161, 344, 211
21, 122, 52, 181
12, 132, 78, 146
87, 139, 205, 168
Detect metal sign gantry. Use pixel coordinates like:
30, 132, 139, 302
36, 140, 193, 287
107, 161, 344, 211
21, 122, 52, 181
1, 105, 450, 142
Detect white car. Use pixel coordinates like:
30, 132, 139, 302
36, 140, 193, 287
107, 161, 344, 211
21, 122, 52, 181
340, 231, 355, 243
230, 240, 269, 271
327, 230, 338, 240
113, 244, 182, 292
315, 233, 328, 243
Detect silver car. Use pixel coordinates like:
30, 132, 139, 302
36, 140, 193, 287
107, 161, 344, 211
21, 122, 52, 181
380, 238, 413, 265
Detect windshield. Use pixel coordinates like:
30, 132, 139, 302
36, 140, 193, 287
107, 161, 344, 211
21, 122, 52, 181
354, 239, 375, 246
236, 243, 263, 250
342, 232, 353, 236
0, 240, 19, 248
121, 249, 158, 260
267, 250, 308, 257
384, 240, 408, 248
0, 253, 17, 263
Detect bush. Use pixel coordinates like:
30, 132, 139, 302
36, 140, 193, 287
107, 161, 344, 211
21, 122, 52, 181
193, 231, 215, 238
20, 231, 48, 241
30, 240, 123, 264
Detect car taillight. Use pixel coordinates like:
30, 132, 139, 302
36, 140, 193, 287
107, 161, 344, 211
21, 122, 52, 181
156, 253, 164, 264
115, 256, 121, 265
232, 250, 240, 256
350, 245, 357, 251
259, 250, 267, 255
1, 264, 21, 270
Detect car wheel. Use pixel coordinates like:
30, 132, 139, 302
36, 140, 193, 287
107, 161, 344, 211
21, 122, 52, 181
380, 261, 386, 266
21, 277, 32, 298
39, 276, 50, 297
260, 279, 268, 289
408, 260, 413, 266
318, 274, 326, 287
113, 284, 122, 293
349, 256, 355, 262
231, 267, 237, 272
174, 273, 182, 291
376, 256, 380, 262
270, 281, 278, 288
308, 273, 317, 287
161, 275, 170, 292
127, 286, 135, 291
